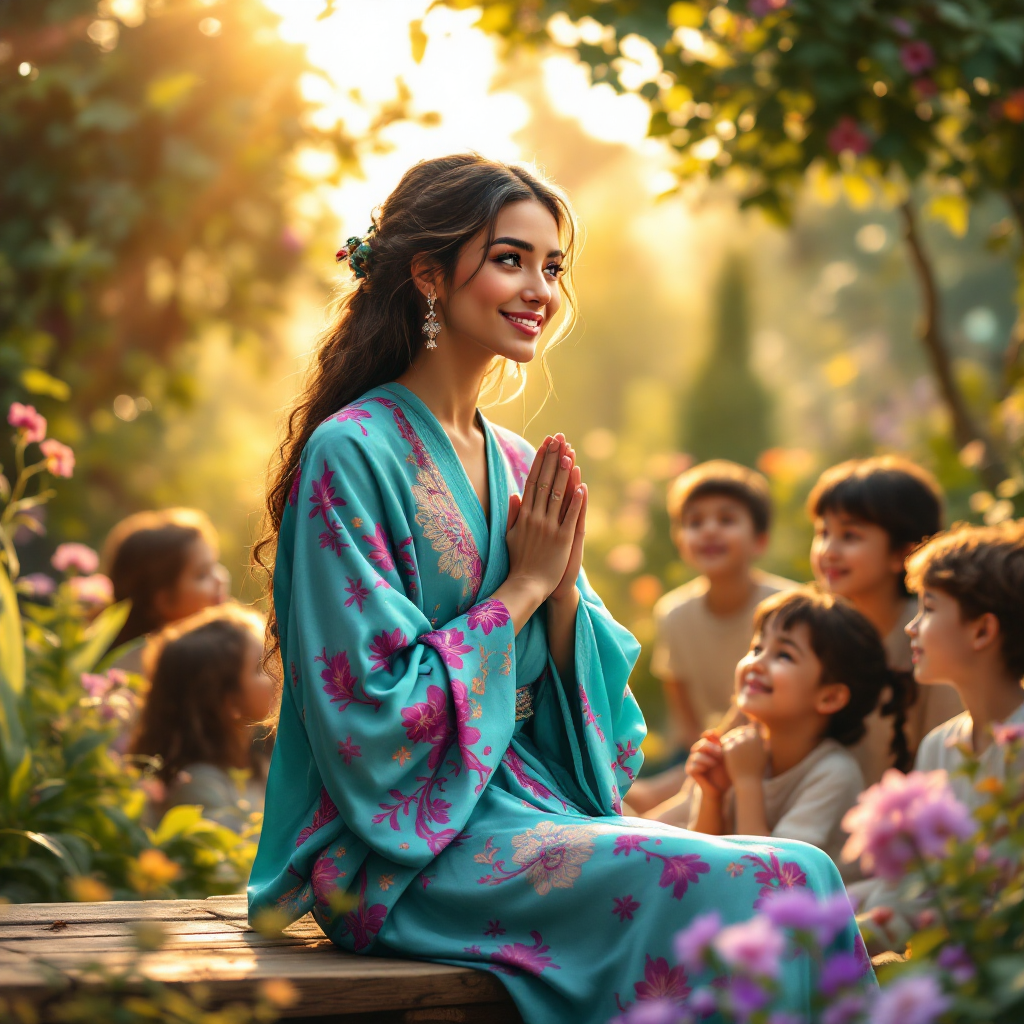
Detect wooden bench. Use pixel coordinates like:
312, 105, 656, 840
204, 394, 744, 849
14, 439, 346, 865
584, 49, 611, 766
0, 895, 523, 1023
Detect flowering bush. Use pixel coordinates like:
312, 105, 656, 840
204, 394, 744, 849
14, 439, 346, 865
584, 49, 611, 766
0, 405, 257, 902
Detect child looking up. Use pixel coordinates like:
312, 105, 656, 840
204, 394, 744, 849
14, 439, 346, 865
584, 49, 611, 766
906, 520, 1024, 809
809, 456, 961, 784
685, 588, 896, 878
130, 604, 273, 831
628, 461, 796, 814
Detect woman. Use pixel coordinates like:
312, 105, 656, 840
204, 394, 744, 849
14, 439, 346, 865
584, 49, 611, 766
249, 155, 868, 1023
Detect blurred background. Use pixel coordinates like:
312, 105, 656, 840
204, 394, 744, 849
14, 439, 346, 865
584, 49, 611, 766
3, 0, 1022, 763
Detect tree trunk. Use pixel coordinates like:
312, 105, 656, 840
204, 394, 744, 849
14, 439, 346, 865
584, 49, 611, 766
899, 200, 1007, 491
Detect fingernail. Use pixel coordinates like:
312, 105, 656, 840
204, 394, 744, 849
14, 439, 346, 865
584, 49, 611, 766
560, 455, 571, 469
548, 441, 559, 452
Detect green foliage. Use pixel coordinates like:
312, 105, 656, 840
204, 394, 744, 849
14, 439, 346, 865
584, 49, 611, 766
682, 254, 773, 465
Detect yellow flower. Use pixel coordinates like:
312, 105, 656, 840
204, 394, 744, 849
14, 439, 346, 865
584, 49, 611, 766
511, 821, 595, 896
378, 874, 395, 891
129, 849, 183, 893
68, 876, 112, 902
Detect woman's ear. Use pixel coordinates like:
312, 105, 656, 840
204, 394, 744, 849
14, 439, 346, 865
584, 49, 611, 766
815, 682, 850, 716
410, 254, 441, 300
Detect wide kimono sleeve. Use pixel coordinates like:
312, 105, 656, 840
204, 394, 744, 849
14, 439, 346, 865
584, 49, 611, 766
251, 418, 518, 936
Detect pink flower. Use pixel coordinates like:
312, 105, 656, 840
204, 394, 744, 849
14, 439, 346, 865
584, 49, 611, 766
992, 722, 1024, 745
363, 523, 395, 572
871, 973, 949, 1024
139, 777, 166, 804
296, 787, 339, 847
40, 439, 74, 478
343, 899, 387, 951
484, 919, 505, 937
749, 0, 789, 15
827, 117, 871, 156
633, 954, 690, 1003
491, 930, 559, 976
333, 406, 372, 436
317, 648, 382, 712
81, 672, 114, 699
338, 735, 362, 765
841, 769, 974, 881
52, 543, 100, 575
743, 852, 807, 905
612, 895, 640, 922
309, 460, 345, 524
658, 853, 710, 899
763, 889, 852, 946
713, 915, 785, 978
19, 573, 55, 598
822, 994, 868, 1024
729, 976, 769, 1016
819, 952, 867, 996
467, 599, 510, 635
69, 573, 113, 606
673, 911, 721, 972
401, 684, 449, 747
899, 40, 935, 76
344, 576, 369, 612
8, 402, 46, 443
368, 628, 408, 672
311, 854, 341, 906
422, 627, 473, 669
502, 746, 553, 802
613, 834, 648, 856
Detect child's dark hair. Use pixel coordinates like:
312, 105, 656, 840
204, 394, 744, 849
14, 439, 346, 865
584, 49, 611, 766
103, 508, 220, 646
906, 520, 1024, 680
667, 459, 772, 534
129, 604, 265, 783
807, 456, 943, 594
753, 587, 914, 771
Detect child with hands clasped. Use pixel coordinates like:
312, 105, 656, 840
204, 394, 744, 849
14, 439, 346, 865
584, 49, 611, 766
687, 588, 898, 879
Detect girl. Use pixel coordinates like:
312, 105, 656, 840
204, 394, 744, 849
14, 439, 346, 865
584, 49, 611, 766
103, 507, 229, 671
687, 588, 896, 880
247, 155, 867, 1024
130, 604, 272, 831
809, 456, 962, 784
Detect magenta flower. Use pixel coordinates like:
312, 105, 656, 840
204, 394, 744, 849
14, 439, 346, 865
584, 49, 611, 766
729, 976, 769, 1016
40, 439, 74, 478
7, 402, 46, 443
450, 678, 482, 747
296, 787, 339, 847
992, 722, 1024, 745
317, 648, 382, 711
422, 627, 473, 669
51, 543, 100, 575
342, 899, 387, 952
713, 915, 785, 978
467, 599, 510, 635
19, 573, 55, 597
612, 895, 640, 922
763, 888, 852, 946
311, 854, 341, 906
841, 769, 974, 881
936, 944, 975, 984
743, 852, 807, 905
338, 735, 362, 765
820, 951, 867, 996
749, 0, 789, 15
333, 405, 372, 436
502, 746, 553, 802
363, 522, 395, 571
491, 930, 560, 976
613, 834, 648, 857
822, 994, 868, 1024
484, 919, 505, 937
369, 628, 408, 672
633, 954, 690, 1003
309, 460, 345, 524
344, 576, 369, 612
658, 853, 710, 899
827, 116, 871, 156
69, 573, 113, 606
899, 40, 935, 76
673, 910, 721, 972
913, 77, 938, 99
871, 973, 949, 1024
401, 684, 449, 747
81, 672, 114, 699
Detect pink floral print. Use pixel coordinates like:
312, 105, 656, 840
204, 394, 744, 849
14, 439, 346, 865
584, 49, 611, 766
579, 683, 605, 741
311, 852, 342, 907
340, 871, 387, 952
612, 834, 710, 899
344, 576, 369, 611
612, 895, 640, 922
369, 628, 408, 672
317, 648, 382, 712
296, 787, 339, 847
743, 852, 808, 907
338, 736, 362, 765
362, 522, 395, 572
490, 931, 560, 976
502, 747, 554, 804
421, 627, 473, 669
495, 433, 530, 491
467, 599, 510, 636
309, 460, 345, 525
616, 955, 691, 1011
400, 684, 449, 755
484, 920, 505, 937
333, 405, 372, 436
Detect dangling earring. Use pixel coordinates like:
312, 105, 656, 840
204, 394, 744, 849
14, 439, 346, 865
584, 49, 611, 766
422, 290, 441, 350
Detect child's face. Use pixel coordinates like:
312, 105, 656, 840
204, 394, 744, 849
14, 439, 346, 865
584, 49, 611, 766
156, 537, 229, 626
906, 588, 979, 686
675, 494, 766, 578
735, 617, 849, 728
233, 635, 274, 724
811, 510, 906, 601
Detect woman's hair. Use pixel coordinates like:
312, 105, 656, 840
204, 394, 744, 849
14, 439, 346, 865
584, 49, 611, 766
129, 603, 265, 783
753, 587, 914, 770
103, 508, 219, 646
807, 456, 944, 595
253, 154, 579, 672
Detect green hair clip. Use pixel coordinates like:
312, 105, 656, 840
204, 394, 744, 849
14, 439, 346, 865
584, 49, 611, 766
335, 225, 376, 279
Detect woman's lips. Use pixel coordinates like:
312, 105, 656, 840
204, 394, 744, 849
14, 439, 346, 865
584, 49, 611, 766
501, 311, 542, 336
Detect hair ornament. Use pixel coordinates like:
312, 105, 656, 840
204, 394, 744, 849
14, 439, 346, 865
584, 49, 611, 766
335, 224, 376, 279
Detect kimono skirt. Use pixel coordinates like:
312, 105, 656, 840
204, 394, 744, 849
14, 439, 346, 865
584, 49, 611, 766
248, 383, 870, 1024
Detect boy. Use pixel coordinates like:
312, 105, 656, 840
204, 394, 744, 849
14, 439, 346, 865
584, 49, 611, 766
905, 520, 1024, 809
628, 460, 795, 815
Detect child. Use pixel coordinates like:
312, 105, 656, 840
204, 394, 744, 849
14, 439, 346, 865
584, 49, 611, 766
130, 604, 273, 832
684, 588, 897, 879
809, 456, 962, 784
627, 461, 796, 815
905, 520, 1024, 808
103, 508, 229, 670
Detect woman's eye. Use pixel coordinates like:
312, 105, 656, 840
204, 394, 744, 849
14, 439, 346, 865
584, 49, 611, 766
495, 252, 521, 268
545, 262, 564, 278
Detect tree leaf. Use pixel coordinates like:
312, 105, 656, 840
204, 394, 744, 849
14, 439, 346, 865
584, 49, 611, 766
0, 828, 82, 875
66, 600, 131, 678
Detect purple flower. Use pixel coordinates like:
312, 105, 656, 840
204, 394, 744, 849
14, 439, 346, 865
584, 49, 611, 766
768, 1014, 805, 1024
763, 889, 852, 947
612, 895, 640, 922
51, 543, 99, 575
69, 573, 113, 606
871, 973, 949, 1024
827, 117, 871, 156
749, 0, 789, 16
309, 460, 345, 524
673, 911, 721, 973
8, 402, 47, 443
992, 722, 1024, 745
713, 915, 785, 979
344, 576, 369, 611
729, 976, 769, 1017
841, 769, 974, 881
338, 735, 362, 765
80, 672, 114, 698
689, 988, 717, 1016
484, 919, 505, 937
363, 522, 395, 571
659, 853, 710, 899
401, 684, 450, 767
19, 573, 55, 597
296, 787, 339, 846
422, 627, 473, 669
334, 405, 371, 436
343, 900, 387, 952
467, 599, 510, 635
490, 930, 559, 976
937, 944, 975, 985
614, 834, 648, 856
890, 17, 914, 37
616, 1000, 687, 1024
820, 952, 866, 996
369, 628, 407, 672
317, 648, 382, 712
311, 854, 341, 907
40, 439, 75, 478
822, 994, 867, 1024
899, 40, 935, 76
633, 954, 690, 1003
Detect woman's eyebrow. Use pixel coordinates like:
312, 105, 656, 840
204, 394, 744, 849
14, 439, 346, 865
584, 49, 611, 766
491, 236, 564, 258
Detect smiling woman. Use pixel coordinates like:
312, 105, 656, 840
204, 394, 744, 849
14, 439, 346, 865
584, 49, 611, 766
248, 155, 871, 1024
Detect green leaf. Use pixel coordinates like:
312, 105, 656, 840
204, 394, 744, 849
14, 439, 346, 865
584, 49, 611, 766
66, 600, 131, 678
150, 804, 206, 846
0, 828, 82, 875
0, 563, 27, 773
7, 748, 31, 805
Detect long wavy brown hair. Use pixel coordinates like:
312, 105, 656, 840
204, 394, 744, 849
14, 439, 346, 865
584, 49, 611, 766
252, 154, 579, 679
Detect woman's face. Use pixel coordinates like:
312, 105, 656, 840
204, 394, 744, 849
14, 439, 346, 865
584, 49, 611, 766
155, 537, 229, 626
435, 199, 565, 365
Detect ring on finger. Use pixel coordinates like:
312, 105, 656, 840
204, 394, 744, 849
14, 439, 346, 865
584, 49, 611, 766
551, 490, 562, 500
537, 481, 549, 490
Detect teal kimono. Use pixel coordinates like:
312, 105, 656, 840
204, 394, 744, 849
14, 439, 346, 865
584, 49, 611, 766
249, 383, 868, 1023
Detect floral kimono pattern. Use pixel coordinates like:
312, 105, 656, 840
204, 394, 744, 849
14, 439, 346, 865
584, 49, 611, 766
249, 383, 869, 1024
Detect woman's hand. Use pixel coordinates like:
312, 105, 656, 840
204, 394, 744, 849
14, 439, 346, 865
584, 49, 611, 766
720, 725, 768, 783
549, 441, 586, 604
685, 731, 730, 800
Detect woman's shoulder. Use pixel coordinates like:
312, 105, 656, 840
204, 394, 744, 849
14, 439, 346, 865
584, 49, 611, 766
304, 387, 407, 464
